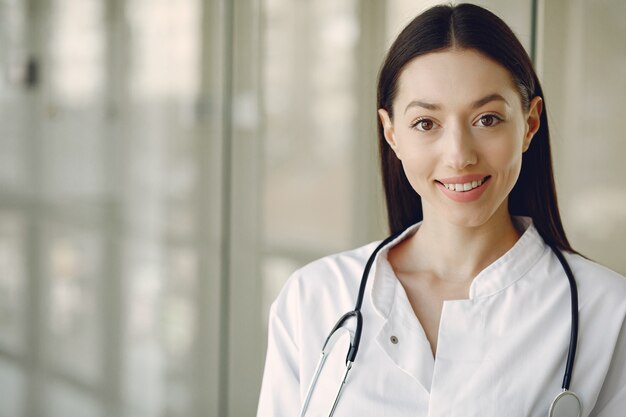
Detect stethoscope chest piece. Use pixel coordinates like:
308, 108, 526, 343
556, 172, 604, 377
548, 390, 581, 417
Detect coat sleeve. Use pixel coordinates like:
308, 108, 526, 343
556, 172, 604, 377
256, 277, 302, 417
590, 315, 626, 416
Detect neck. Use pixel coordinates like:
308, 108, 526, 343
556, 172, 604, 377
393, 208, 521, 283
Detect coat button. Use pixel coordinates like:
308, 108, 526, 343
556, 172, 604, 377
390, 335, 398, 344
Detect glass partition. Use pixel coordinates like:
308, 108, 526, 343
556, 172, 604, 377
540, 0, 626, 275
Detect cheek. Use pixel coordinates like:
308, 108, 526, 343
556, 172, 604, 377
486, 128, 525, 169
398, 144, 427, 170
399, 155, 430, 195
496, 145, 522, 169
489, 141, 524, 187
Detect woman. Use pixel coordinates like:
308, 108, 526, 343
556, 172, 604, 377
257, 4, 626, 416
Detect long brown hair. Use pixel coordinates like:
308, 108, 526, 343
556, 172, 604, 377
377, 3, 573, 252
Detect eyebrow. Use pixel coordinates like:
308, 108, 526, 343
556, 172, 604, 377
403, 93, 510, 114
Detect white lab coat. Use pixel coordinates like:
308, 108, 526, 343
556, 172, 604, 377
257, 217, 626, 417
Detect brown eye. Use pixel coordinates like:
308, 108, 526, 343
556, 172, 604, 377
481, 115, 495, 126
476, 114, 502, 127
420, 120, 434, 130
413, 118, 435, 131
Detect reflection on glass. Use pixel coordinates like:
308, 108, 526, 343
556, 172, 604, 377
541, 0, 626, 274
263, 0, 359, 253
121, 1, 202, 414
0, 211, 25, 353
127, 0, 200, 100
45, 377, 103, 417
1, 0, 208, 415
0, 1, 29, 191
162, 247, 197, 416
43, 0, 107, 203
123, 242, 198, 416
163, 247, 196, 359
261, 256, 300, 328
45, 225, 103, 385
49, 0, 104, 106
0, 357, 26, 417
123, 240, 166, 415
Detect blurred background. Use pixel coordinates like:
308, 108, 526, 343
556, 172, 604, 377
0, 0, 624, 416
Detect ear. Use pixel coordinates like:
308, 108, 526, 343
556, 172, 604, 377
378, 109, 400, 158
523, 96, 543, 152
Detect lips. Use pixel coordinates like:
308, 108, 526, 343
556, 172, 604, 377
435, 175, 492, 203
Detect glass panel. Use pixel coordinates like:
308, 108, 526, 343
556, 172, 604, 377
161, 247, 197, 416
122, 244, 198, 417
0, 211, 26, 353
43, 0, 107, 204
541, 0, 626, 274
40, 105, 107, 203
122, 240, 166, 416
0, 357, 26, 417
0, 0, 30, 192
45, 378, 103, 417
122, 0, 205, 415
44, 223, 103, 385
48, 0, 104, 106
121, 3, 203, 411
1, 0, 216, 415
0, 97, 29, 191
262, 0, 359, 254
261, 256, 300, 328
122, 234, 199, 416
127, 0, 200, 100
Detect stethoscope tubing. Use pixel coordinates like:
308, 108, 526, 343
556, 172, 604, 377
549, 243, 579, 391
350, 233, 401, 362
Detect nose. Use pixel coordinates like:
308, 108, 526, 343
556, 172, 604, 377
442, 124, 477, 170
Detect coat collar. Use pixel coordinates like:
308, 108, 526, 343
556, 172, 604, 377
370, 216, 547, 316
366, 216, 548, 393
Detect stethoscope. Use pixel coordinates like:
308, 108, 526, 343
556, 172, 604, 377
300, 232, 582, 417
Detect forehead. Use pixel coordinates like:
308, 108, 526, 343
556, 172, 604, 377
394, 48, 520, 110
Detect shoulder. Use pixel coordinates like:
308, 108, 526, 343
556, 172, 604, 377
562, 251, 626, 313
563, 251, 626, 294
298, 241, 381, 283
266, 240, 386, 353
270, 240, 383, 316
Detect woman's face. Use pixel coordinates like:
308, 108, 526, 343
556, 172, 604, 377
378, 48, 542, 228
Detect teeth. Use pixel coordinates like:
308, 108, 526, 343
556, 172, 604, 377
443, 178, 486, 192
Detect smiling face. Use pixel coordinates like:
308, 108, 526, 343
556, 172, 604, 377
378, 48, 542, 229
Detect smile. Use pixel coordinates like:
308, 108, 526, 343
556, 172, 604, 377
435, 175, 492, 203
441, 176, 489, 192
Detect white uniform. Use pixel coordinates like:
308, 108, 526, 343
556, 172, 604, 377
257, 217, 626, 417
